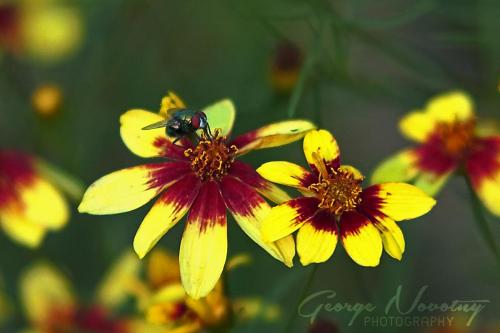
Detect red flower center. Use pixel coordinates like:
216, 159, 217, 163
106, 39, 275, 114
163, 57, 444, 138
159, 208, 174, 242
434, 119, 476, 158
308, 166, 363, 215
184, 130, 238, 181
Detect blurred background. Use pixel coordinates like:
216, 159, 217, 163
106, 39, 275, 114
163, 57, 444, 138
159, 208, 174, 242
1, 0, 499, 332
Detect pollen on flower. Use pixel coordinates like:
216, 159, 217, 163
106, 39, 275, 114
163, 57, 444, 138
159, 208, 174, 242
184, 129, 238, 181
434, 119, 476, 157
308, 164, 363, 215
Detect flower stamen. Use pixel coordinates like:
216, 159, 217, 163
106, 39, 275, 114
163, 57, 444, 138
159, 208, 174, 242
184, 129, 238, 181
308, 165, 363, 215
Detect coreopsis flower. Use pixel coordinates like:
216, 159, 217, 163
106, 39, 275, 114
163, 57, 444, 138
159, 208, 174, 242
0, 150, 69, 247
20, 253, 157, 333
372, 91, 500, 216
0, 0, 83, 62
78, 92, 315, 298
127, 249, 279, 333
32, 83, 63, 117
257, 129, 436, 266
270, 41, 303, 94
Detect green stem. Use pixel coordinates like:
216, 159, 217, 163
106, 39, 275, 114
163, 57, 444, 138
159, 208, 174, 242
464, 175, 500, 267
280, 265, 319, 333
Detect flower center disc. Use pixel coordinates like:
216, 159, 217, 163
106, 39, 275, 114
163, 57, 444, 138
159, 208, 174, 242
184, 130, 238, 181
436, 119, 475, 157
308, 168, 363, 215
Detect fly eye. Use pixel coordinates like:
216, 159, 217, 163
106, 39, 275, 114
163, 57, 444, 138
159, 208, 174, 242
191, 114, 201, 129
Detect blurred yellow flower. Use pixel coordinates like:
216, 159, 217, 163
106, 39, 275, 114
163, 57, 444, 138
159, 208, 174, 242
19, 253, 159, 333
126, 249, 280, 333
0, 150, 69, 247
79, 91, 315, 299
258, 129, 436, 266
31, 83, 63, 117
372, 91, 500, 216
0, 0, 83, 62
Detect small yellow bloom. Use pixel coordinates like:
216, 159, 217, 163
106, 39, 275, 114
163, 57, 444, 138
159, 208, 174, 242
20, 253, 147, 333
32, 83, 63, 117
372, 91, 500, 216
79, 91, 315, 298
258, 129, 436, 266
0, 150, 69, 247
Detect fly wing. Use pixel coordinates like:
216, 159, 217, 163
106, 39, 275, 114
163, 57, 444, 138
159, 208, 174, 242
142, 119, 170, 130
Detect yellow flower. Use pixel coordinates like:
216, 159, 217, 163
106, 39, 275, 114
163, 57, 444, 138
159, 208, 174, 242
0, 150, 69, 247
372, 91, 500, 216
257, 129, 436, 266
19, 253, 143, 333
31, 83, 63, 117
0, 0, 83, 62
79, 92, 315, 298
127, 249, 279, 333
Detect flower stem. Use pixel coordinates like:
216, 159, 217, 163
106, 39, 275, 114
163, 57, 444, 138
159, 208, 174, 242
464, 175, 500, 267
280, 265, 319, 333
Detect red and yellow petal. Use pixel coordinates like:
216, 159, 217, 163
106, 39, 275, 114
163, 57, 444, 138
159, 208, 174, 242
303, 129, 341, 172
180, 181, 227, 299
231, 120, 315, 155
78, 162, 191, 215
339, 211, 382, 267
257, 161, 315, 190
220, 176, 295, 267
466, 137, 500, 216
261, 197, 320, 243
133, 173, 201, 259
120, 109, 169, 158
361, 183, 436, 222
296, 210, 338, 265
202, 99, 236, 137
229, 161, 292, 204
365, 210, 405, 260
371, 149, 419, 184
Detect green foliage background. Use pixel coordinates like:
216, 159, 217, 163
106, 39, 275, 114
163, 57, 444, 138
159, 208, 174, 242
1, 0, 499, 332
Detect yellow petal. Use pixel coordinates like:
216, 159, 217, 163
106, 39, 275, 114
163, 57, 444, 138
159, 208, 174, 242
399, 111, 436, 142
257, 161, 313, 189
426, 91, 474, 123
120, 109, 168, 158
20, 263, 75, 324
261, 197, 319, 242
18, 177, 69, 230
180, 181, 227, 299
96, 251, 141, 309
233, 120, 316, 155
340, 211, 382, 267
134, 174, 200, 259
339, 165, 364, 180
297, 211, 338, 265
221, 177, 295, 267
303, 129, 340, 170
78, 164, 184, 215
159, 91, 186, 118
202, 99, 236, 137
362, 183, 436, 221
370, 213, 405, 260
0, 212, 46, 248
474, 174, 500, 216
371, 149, 418, 184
